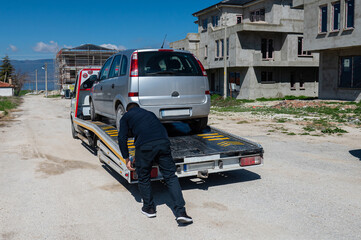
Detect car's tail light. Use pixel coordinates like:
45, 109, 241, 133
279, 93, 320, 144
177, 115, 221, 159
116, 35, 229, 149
240, 156, 262, 167
205, 90, 210, 95
192, 54, 207, 76
158, 49, 174, 52
130, 52, 138, 77
128, 92, 139, 97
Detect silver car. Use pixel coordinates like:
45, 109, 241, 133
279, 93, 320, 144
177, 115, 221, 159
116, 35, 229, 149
89, 49, 210, 132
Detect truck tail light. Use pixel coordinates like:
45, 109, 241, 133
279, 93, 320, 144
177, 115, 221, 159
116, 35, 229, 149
128, 92, 139, 97
131, 167, 158, 180
205, 90, 210, 95
130, 52, 138, 77
240, 156, 262, 167
192, 54, 207, 76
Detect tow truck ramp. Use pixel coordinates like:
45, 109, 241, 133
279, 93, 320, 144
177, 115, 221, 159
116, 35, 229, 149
73, 117, 263, 184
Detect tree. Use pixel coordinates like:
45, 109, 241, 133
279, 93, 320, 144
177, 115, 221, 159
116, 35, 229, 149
12, 70, 28, 95
0, 55, 14, 82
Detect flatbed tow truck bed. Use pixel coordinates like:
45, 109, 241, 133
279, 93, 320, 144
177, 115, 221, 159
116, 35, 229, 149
73, 117, 264, 184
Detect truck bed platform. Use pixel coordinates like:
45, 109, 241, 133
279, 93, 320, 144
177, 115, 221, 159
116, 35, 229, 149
73, 117, 263, 183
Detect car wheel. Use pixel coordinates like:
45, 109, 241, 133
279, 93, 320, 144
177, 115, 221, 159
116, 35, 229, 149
189, 117, 208, 133
90, 100, 100, 121
116, 104, 125, 131
71, 118, 79, 139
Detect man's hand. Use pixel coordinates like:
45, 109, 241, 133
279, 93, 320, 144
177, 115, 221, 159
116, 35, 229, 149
126, 157, 135, 171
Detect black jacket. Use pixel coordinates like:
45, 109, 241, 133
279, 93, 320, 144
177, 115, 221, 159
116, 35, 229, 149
118, 107, 169, 159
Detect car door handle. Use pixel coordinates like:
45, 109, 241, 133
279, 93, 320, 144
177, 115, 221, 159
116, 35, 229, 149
100, 86, 103, 91
112, 84, 114, 89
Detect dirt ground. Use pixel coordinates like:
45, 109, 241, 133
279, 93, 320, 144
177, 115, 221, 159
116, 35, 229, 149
1, 95, 361, 240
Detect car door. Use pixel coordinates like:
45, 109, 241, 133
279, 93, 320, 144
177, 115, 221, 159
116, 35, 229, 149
106, 55, 122, 116
93, 57, 113, 115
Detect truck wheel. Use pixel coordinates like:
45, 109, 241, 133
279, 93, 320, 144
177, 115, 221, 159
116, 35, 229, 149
189, 117, 208, 133
116, 105, 125, 131
71, 118, 79, 139
90, 100, 100, 121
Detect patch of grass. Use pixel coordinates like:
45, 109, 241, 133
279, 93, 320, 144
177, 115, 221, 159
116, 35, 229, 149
287, 132, 296, 135
275, 118, 287, 123
46, 94, 62, 98
237, 120, 249, 124
0, 96, 22, 115
18, 90, 32, 96
303, 126, 316, 132
321, 127, 348, 134
299, 132, 310, 135
268, 130, 275, 132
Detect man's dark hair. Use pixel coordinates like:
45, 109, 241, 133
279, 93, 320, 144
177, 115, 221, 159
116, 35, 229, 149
126, 103, 139, 111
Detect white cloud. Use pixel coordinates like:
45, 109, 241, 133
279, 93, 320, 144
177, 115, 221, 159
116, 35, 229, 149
33, 41, 59, 53
9, 44, 18, 52
100, 44, 126, 50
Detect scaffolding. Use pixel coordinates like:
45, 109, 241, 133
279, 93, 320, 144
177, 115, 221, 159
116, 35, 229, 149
55, 44, 118, 87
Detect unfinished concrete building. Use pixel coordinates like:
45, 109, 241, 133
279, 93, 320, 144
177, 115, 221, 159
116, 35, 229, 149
56, 44, 118, 86
171, 0, 320, 99
293, 0, 361, 101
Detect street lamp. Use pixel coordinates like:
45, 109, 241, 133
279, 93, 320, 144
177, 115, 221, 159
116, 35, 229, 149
42, 63, 48, 97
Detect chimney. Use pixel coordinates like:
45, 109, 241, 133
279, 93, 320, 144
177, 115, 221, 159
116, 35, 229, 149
8, 78, 12, 85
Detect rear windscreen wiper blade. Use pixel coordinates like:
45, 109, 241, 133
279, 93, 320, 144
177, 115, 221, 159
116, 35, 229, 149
147, 71, 176, 75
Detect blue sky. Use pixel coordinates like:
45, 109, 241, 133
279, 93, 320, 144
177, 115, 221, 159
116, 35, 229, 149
0, 0, 220, 60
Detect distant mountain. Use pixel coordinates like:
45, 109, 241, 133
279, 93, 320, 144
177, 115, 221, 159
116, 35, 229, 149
0, 59, 57, 90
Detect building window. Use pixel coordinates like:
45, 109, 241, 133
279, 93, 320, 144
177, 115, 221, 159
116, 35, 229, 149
220, 39, 224, 58
215, 40, 220, 58
237, 15, 243, 24
205, 45, 208, 59
226, 38, 229, 57
345, 0, 355, 29
202, 19, 208, 31
332, 2, 341, 31
250, 9, 265, 22
212, 15, 219, 27
261, 71, 273, 82
298, 37, 312, 56
319, 5, 328, 33
339, 56, 361, 88
261, 39, 274, 60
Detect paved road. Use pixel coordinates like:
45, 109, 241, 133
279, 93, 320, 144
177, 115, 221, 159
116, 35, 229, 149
0, 95, 360, 240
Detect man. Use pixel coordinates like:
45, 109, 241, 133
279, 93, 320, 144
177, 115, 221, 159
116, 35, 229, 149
118, 103, 193, 225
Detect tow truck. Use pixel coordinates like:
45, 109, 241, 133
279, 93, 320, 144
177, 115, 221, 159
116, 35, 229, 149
70, 69, 264, 184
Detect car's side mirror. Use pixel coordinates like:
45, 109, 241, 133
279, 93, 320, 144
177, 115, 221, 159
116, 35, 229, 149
89, 75, 98, 82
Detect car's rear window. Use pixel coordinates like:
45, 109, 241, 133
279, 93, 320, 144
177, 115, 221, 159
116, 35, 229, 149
138, 51, 203, 76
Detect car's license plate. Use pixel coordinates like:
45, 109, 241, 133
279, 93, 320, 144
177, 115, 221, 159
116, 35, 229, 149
184, 154, 220, 163
161, 109, 190, 117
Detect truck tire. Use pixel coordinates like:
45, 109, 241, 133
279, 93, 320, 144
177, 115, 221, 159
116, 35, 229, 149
90, 100, 100, 121
189, 117, 208, 133
71, 118, 79, 139
116, 104, 125, 131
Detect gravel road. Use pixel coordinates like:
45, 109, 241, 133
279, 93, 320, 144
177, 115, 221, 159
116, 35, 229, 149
0, 95, 360, 240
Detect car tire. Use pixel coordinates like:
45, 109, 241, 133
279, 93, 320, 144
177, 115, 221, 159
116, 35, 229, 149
90, 100, 100, 121
71, 118, 79, 139
116, 104, 125, 131
189, 117, 208, 133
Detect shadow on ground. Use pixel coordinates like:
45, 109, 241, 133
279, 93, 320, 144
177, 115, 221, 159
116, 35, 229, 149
349, 149, 361, 161
102, 164, 261, 216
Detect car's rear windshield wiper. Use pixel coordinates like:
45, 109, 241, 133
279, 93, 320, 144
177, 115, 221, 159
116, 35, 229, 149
147, 71, 176, 75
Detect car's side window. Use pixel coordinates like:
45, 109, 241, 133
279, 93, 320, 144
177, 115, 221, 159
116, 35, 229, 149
99, 58, 113, 80
108, 55, 122, 78
120, 55, 128, 76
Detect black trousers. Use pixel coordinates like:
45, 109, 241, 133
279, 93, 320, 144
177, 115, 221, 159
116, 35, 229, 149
135, 139, 186, 217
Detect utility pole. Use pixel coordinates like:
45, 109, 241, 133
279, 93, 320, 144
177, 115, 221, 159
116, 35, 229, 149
35, 69, 38, 94
44, 63, 48, 97
223, 12, 228, 99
